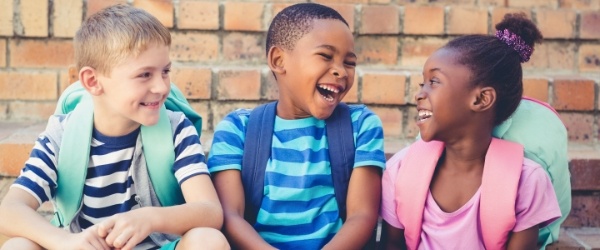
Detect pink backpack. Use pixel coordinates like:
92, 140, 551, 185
394, 138, 524, 250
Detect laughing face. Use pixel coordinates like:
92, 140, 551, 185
415, 48, 477, 142
93, 43, 171, 135
275, 19, 356, 120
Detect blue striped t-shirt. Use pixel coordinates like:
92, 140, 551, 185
208, 104, 385, 249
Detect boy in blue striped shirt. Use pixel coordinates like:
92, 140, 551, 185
208, 3, 386, 249
0, 5, 228, 250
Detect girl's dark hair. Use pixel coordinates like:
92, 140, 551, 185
444, 13, 543, 125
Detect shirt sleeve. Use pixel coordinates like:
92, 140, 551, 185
12, 116, 62, 206
207, 109, 250, 173
512, 159, 562, 232
352, 106, 386, 169
380, 148, 409, 229
172, 114, 209, 184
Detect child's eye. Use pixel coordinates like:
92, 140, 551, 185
344, 61, 356, 67
318, 53, 333, 60
162, 69, 171, 75
139, 72, 151, 78
418, 82, 425, 87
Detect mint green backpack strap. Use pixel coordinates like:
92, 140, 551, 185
141, 106, 185, 206
52, 96, 93, 227
165, 85, 202, 136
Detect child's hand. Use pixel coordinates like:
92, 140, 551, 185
58, 225, 111, 250
97, 209, 153, 250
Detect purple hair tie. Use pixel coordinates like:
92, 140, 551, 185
495, 29, 533, 63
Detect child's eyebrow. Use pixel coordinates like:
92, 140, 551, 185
316, 45, 357, 59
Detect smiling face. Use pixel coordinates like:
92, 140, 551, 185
415, 48, 479, 142
274, 19, 356, 120
92, 43, 171, 135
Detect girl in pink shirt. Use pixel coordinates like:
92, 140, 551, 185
380, 13, 561, 250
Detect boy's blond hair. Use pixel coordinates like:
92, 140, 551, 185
74, 4, 171, 75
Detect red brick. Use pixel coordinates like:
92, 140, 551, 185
170, 32, 219, 62
405, 107, 419, 138
553, 78, 595, 111
20, 0, 48, 37
406, 72, 423, 105
400, 37, 447, 69
211, 102, 258, 130
189, 102, 210, 132
579, 44, 600, 72
217, 69, 261, 100
507, 0, 557, 8
559, 113, 594, 144
370, 106, 403, 137
323, 4, 355, 32
177, 1, 219, 30
477, 0, 505, 6
170, 67, 212, 100
559, 0, 600, 9
491, 8, 531, 31
580, 11, 600, 39
360, 5, 399, 34
355, 36, 397, 65
403, 6, 444, 35
362, 72, 406, 104
525, 42, 576, 72
447, 7, 488, 35
223, 33, 265, 63
58, 68, 77, 94
570, 159, 600, 191
522, 78, 549, 102
224, 2, 265, 32
430, 0, 475, 4
86, 0, 126, 17
0, 39, 5, 68
313, 0, 369, 4
133, 0, 174, 28
0, 143, 34, 176
53, 0, 82, 38
8, 101, 57, 121
270, 3, 294, 21
0, 0, 13, 36
369, 0, 392, 3
564, 195, 600, 227
536, 9, 576, 39
9, 40, 74, 68
0, 72, 57, 101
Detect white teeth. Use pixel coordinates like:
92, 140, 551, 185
321, 94, 334, 102
418, 110, 432, 120
318, 85, 339, 93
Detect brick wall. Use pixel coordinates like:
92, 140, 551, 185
0, 0, 599, 145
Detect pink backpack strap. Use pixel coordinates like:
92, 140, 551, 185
395, 140, 444, 250
522, 96, 559, 116
480, 138, 524, 250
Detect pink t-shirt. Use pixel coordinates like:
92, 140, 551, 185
381, 147, 562, 250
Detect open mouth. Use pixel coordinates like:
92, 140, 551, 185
417, 109, 432, 122
140, 101, 160, 107
317, 84, 343, 103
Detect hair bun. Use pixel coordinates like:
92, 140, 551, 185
494, 13, 543, 63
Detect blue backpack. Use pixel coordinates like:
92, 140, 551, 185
241, 102, 355, 225
51, 81, 202, 228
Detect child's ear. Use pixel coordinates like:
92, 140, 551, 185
79, 66, 103, 96
267, 46, 286, 75
471, 86, 496, 112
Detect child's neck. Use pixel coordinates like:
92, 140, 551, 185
442, 134, 493, 172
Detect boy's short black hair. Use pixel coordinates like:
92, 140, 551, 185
265, 3, 348, 55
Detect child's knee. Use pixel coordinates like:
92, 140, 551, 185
178, 227, 230, 250
1, 237, 43, 250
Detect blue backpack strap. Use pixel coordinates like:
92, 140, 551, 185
140, 107, 185, 207
325, 103, 355, 221
52, 96, 94, 227
242, 102, 277, 225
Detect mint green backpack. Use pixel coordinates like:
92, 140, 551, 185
51, 81, 202, 228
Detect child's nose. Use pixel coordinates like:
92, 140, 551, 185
415, 90, 426, 102
152, 77, 170, 94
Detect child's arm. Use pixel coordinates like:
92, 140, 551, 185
97, 174, 223, 249
322, 166, 382, 250
506, 225, 539, 250
380, 221, 406, 250
212, 170, 277, 250
0, 188, 110, 249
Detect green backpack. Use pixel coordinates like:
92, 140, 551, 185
51, 81, 202, 228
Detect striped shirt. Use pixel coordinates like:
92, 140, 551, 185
13, 112, 208, 249
208, 104, 385, 249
